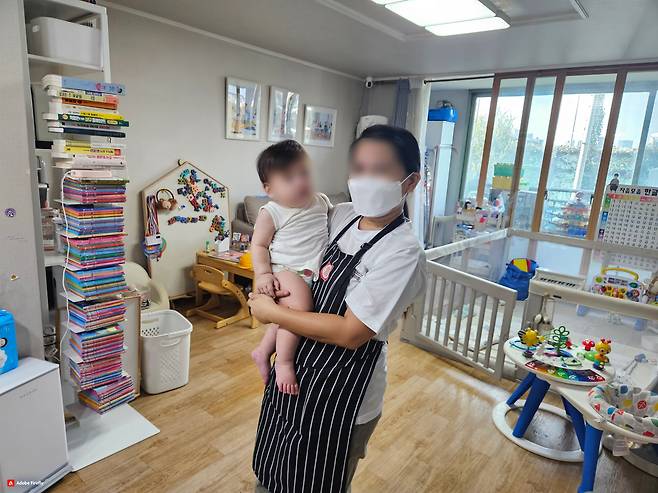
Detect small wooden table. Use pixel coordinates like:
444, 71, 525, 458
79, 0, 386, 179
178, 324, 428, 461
196, 251, 258, 328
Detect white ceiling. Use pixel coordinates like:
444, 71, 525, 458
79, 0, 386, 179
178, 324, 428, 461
103, 0, 658, 79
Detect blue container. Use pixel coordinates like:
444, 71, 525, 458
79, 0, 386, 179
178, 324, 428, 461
428, 102, 458, 123
0, 310, 19, 375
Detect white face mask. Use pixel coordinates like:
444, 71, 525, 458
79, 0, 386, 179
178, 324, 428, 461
348, 174, 412, 217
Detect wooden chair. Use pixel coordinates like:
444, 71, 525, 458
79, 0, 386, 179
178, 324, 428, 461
186, 264, 250, 329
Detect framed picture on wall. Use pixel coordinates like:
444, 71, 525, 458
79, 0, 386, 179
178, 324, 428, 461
303, 105, 337, 147
267, 86, 300, 142
226, 77, 261, 140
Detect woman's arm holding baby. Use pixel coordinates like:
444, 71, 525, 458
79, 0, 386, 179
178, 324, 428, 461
248, 293, 374, 350
251, 210, 280, 297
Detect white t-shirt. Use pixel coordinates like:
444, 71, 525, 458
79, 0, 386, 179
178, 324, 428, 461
329, 203, 427, 424
261, 193, 331, 279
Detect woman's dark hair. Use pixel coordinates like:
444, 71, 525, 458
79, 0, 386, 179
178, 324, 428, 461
256, 139, 307, 184
350, 124, 421, 175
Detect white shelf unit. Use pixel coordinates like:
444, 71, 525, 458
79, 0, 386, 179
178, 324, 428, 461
24, 0, 111, 83
25, 0, 112, 268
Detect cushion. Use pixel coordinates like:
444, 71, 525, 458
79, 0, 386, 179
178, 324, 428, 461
242, 192, 349, 225
588, 382, 658, 438
243, 195, 270, 225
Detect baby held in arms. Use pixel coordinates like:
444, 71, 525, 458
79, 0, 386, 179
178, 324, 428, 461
250, 140, 331, 395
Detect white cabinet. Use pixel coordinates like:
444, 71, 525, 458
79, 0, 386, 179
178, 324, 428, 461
0, 358, 70, 493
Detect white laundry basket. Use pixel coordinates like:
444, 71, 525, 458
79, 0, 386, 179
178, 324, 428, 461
140, 310, 193, 394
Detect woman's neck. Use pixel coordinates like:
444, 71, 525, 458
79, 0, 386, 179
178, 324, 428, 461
359, 207, 403, 230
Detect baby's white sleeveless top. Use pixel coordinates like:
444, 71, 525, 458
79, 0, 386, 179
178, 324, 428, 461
260, 193, 330, 278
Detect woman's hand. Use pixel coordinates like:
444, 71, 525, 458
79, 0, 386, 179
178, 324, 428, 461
248, 292, 279, 323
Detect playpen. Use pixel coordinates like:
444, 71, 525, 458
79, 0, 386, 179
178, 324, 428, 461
401, 224, 658, 383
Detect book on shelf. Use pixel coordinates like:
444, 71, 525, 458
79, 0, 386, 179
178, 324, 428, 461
48, 126, 127, 138
44, 113, 129, 127
47, 87, 119, 104
53, 139, 125, 150
52, 154, 127, 167
42, 75, 126, 96
51, 97, 118, 111
78, 373, 135, 414
47, 102, 123, 120
52, 144, 124, 157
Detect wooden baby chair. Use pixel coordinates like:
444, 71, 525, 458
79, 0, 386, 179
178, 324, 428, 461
186, 264, 250, 329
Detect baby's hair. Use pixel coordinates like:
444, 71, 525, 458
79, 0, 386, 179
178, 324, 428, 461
256, 140, 308, 184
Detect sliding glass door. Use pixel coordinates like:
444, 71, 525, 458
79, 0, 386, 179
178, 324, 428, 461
512, 77, 557, 230
461, 63, 658, 241
540, 74, 617, 237
607, 71, 658, 186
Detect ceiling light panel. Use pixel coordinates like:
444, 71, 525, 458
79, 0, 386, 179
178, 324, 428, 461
426, 16, 509, 36
385, 0, 495, 27
371, 0, 402, 4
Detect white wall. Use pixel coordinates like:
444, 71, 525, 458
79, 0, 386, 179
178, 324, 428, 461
106, 9, 363, 262
362, 82, 397, 122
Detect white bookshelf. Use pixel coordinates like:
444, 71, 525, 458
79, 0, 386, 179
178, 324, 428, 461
24, 0, 111, 82
18, 0, 159, 472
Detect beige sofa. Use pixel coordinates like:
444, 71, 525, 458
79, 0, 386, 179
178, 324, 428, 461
232, 192, 349, 236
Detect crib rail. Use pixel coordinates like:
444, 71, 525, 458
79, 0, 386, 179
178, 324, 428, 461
403, 260, 517, 380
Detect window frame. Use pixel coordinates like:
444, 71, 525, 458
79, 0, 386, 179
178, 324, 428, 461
465, 62, 658, 240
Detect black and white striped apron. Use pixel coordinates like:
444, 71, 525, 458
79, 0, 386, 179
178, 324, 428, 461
253, 214, 405, 493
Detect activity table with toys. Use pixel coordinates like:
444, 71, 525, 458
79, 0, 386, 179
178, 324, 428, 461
494, 326, 658, 493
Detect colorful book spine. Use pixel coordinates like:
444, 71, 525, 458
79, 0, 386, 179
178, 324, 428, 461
47, 87, 119, 104
42, 75, 126, 95
48, 102, 122, 119
55, 111, 130, 127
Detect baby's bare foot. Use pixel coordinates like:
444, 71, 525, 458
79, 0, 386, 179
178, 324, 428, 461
251, 348, 272, 385
275, 360, 299, 395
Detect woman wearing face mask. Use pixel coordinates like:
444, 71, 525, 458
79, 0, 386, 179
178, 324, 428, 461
249, 124, 427, 493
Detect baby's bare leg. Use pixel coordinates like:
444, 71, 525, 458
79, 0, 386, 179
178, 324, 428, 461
273, 270, 314, 395
251, 323, 278, 384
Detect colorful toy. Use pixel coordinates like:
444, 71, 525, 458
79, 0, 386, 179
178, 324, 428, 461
548, 325, 570, 357
518, 327, 542, 358
526, 360, 606, 383
592, 338, 612, 370
498, 258, 538, 301
591, 267, 644, 302
582, 339, 596, 351
589, 382, 658, 437
209, 214, 229, 241
155, 188, 178, 211
643, 271, 658, 305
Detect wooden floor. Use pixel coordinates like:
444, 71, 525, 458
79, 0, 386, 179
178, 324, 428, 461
52, 306, 656, 493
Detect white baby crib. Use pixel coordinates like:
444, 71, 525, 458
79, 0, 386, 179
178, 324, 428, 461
401, 225, 658, 383
401, 229, 517, 379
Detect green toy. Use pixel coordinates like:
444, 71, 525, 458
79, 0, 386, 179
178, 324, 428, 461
549, 325, 570, 356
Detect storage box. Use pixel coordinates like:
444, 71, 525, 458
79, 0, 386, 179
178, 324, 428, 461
0, 310, 18, 375
27, 17, 100, 66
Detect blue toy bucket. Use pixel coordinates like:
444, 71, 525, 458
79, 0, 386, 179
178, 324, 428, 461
498, 259, 538, 301
0, 310, 19, 375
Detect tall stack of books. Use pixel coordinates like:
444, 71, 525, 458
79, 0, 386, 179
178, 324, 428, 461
42, 75, 128, 137
43, 74, 135, 414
